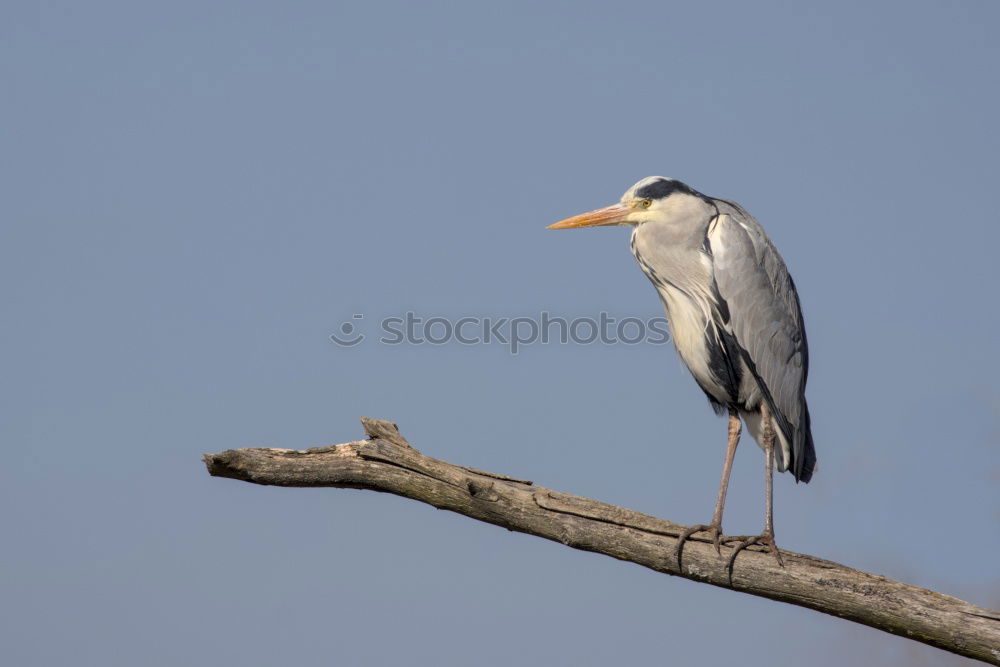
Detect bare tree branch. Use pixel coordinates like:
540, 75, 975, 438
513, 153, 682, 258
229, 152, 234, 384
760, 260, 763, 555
203, 417, 1000, 664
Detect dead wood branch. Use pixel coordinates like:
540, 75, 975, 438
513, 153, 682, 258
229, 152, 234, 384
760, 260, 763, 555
203, 417, 1000, 664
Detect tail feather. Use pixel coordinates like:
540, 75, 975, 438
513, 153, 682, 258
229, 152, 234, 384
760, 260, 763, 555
793, 403, 816, 483
741, 406, 816, 484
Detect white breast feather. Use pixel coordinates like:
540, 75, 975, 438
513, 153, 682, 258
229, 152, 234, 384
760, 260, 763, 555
655, 283, 729, 404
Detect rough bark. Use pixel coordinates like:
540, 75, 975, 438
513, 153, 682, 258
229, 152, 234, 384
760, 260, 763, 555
203, 417, 1000, 664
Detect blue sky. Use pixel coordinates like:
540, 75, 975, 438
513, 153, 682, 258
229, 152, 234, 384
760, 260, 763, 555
3, 1, 998, 665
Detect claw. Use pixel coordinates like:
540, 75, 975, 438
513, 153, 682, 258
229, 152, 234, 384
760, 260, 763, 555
725, 532, 783, 582
674, 523, 722, 569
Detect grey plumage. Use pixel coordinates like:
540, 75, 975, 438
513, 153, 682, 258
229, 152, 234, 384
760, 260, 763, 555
549, 175, 817, 564
625, 177, 814, 482
708, 199, 815, 482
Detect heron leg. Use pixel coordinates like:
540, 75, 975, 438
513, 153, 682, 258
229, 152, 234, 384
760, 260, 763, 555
724, 402, 784, 579
675, 409, 741, 569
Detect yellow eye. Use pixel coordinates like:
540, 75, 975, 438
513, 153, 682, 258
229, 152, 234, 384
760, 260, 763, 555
640, 199, 652, 209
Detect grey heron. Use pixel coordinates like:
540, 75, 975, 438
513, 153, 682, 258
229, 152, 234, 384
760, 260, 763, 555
548, 176, 815, 571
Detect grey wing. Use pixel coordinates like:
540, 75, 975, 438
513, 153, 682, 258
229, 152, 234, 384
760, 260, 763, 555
708, 207, 815, 482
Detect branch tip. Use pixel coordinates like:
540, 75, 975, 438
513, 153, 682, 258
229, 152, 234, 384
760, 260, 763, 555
203, 450, 250, 481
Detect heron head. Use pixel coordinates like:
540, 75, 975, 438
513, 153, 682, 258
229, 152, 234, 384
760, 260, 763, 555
547, 176, 706, 230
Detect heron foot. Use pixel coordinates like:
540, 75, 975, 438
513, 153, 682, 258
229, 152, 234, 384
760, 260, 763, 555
674, 522, 723, 569
723, 531, 783, 580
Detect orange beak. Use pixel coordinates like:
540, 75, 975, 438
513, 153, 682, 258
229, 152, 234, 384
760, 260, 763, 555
547, 203, 631, 230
